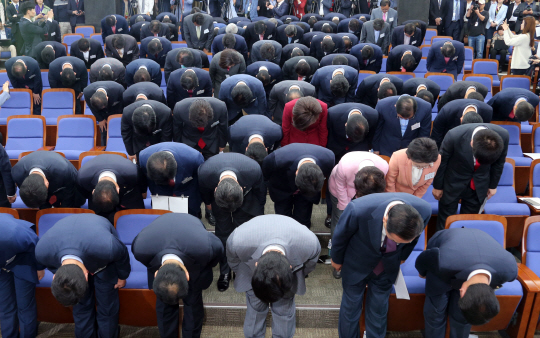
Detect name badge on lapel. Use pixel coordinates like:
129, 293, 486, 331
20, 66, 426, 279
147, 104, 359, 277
424, 172, 435, 180
294, 39, 299, 42
203, 28, 209, 34
380, 33, 385, 38
181, 177, 193, 184
452, 56, 458, 61
211, 121, 220, 127
369, 59, 375, 64
411, 40, 416, 45
90, 55, 96, 59
267, 34, 272, 38
29, 74, 35, 79
389, 17, 394, 22
118, 28, 123, 32
127, 50, 133, 54
197, 89, 204, 95
411, 122, 420, 130
51, 32, 56, 36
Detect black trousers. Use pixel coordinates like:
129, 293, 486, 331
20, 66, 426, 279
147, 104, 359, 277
156, 287, 205, 338
512, 68, 528, 75
274, 193, 315, 228
490, 48, 508, 68
424, 287, 471, 338
445, 21, 462, 41
0, 175, 11, 208
436, 184, 482, 231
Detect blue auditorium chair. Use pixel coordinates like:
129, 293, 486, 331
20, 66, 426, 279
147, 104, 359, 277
41, 89, 76, 125
4, 115, 47, 160
41, 70, 50, 90
422, 29, 437, 45
79, 150, 128, 168
464, 46, 473, 72
75, 25, 95, 38
0, 207, 19, 218
414, 57, 427, 78
0, 70, 11, 88
171, 41, 188, 49
501, 75, 530, 91
431, 36, 452, 45
105, 114, 128, 155
357, 71, 376, 88
54, 115, 101, 161
463, 74, 493, 101
229, 17, 250, 24
90, 33, 104, 46
492, 122, 532, 167
425, 72, 454, 116
387, 71, 415, 82
522, 217, 540, 336
473, 58, 500, 88
420, 45, 430, 58
352, 13, 370, 20
0, 89, 32, 125
62, 33, 84, 45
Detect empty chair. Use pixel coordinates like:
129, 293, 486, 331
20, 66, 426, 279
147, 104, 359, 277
484, 159, 530, 216
425, 73, 454, 93
493, 122, 532, 167
501, 75, 531, 91
75, 26, 95, 38
464, 46, 473, 72
473, 59, 500, 88
90, 33, 104, 46
420, 45, 430, 58
423, 29, 437, 45
41, 89, 76, 125
0, 89, 32, 125
62, 33, 84, 45
171, 42, 188, 49
4, 115, 46, 160
54, 115, 99, 160
105, 114, 128, 154
387, 72, 415, 82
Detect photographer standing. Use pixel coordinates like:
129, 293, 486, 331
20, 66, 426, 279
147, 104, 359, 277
467, 0, 489, 58
513, 0, 537, 33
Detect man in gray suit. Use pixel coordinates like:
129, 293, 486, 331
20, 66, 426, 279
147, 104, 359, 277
360, 19, 391, 55
371, 0, 398, 33
89, 58, 126, 87
184, 13, 215, 54
227, 214, 321, 338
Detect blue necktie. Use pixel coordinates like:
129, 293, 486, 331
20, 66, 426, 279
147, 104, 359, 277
15, 4, 18, 11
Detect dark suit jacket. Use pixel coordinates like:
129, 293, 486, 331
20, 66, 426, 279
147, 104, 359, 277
246, 61, 282, 95
429, 0, 446, 25
391, 25, 422, 47
166, 67, 212, 109
211, 33, 249, 61
327, 102, 379, 158
272, 1, 290, 18
426, 40, 466, 78
32, 41, 66, 69
70, 38, 104, 69
164, 48, 203, 84
433, 123, 509, 202
262, 143, 335, 203
125, 58, 162, 87
48, 56, 88, 94
311, 65, 358, 107
320, 53, 360, 70
402, 78, 441, 102
140, 36, 172, 68
386, 45, 422, 72
83, 81, 125, 122
276, 24, 305, 47
251, 40, 283, 64
301, 13, 324, 22
280, 43, 310, 66
244, 21, 277, 52
268, 80, 316, 124
130, 21, 147, 42
6, 3, 23, 37
355, 74, 404, 108
443, 0, 467, 30
129, 14, 152, 26
282, 56, 319, 82
101, 14, 129, 41
0, 143, 15, 200
132, 213, 223, 290
431, 99, 493, 148
104, 34, 140, 67
123, 82, 166, 106
350, 43, 383, 73
67, 0, 84, 27
198, 153, 266, 216
338, 18, 363, 39
5, 56, 42, 95
121, 100, 173, 156
35, 214, 131, 284
18, 17, 50, 56
172, 97, 228, 155
11, 151, 82, 208
373, 95, 432, 156
402, 19, 427, 43
416, 228, 517, 296
44, 19, 61, 43
229, 115, 283, 154
487, 88, 540, 122
332, 192, 431, 286
309, 34, 346, 61
184, 13, 214, 50
313, 20, 338, 33
89, 58, 126, 86
218, 74, 269, 121
157, 12, 178, 24
140, 22, 170, 41
437, 81, 489, 111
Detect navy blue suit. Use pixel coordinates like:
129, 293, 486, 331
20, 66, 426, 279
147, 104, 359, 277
166, 68, 212, 109
129, 14, 151, 26
35, 214, 130, 338
390, 25, 422, 47
140, 36, 172, 68
48, 56, 88, 95
338, 18, 363, 38
140, 23, 170, 41
309, 33, 346, 61
431, 99, 493, 148
130, 21, 147, 42
313, 20, 338, 33
156, 12, 178, 25
123, 82, 166, 106
5, 56, 42, 95
437, 81, 489, 111
402, 78, 441, 105
386, 45, 422, 72
427, 40, 466, 79
211, 34, 249, 62
327, 103, 379, 159
218, 75, 269, 121
132, 213, 223, 338
0, 215, 41, 338
228, 115, 283, 154
83, 81, 125, 122
350, 43, 383, 73
332, 193, 431, 338
32, 41, 67, 69
487, 88, 540, 122
311, 65, 358, 107
443, 0, 467, 40
272, 1, 290, 18
373, 95, 432, 156
101, 15, 129, 42
67, 0, 84, 28
416, 228, 517, 338
246, 61, 283, 96
320, 53, 360, 70
70, 37, 104, 69
280, 43, 310, 66
125, 58, 162, 87
355, 74, 404, 108
139, 142, 204, 217
164, 48, 204, 84
275, 24, 305, 47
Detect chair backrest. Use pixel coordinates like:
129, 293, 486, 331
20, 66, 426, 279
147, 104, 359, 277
105, 114, 127, 154
486, 159, 517, 203
381, 56, 387, 72
472, 59, 499, 77
114, 210, 172, 245
423, 29, 437, 45
464, 46, 474, 63
501, 75, 531, 91
522, 217, 540, 274
55, 115, 96, 151
0, 71, 10, 88
530, 159, 540, 197
387, 72, 415, 82
41, 89, 76, 124
400, 229, 427, 276
171, 42, 188, 49
75, 26, 95, 38
492, 122, 522, 158
90, 33, 104, 46
79, 151, 128, 167
463, 74, 493, 92
0, 89, 32, 122
62, 33, 84, 45
36, 208, 95, 237
41, 70, 50, 89
425, 72, 454, 91
446, 214, 507, 248
420, 45, 430, 58
5, 115, 46, 151
431, 36, 452, 45
414, 58, 428, 74
0, 207, 19, 218
358, 70, 376, 87
533, 124, 540, 153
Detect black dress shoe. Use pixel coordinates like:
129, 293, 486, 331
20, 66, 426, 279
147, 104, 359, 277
205, 209, 216, 226
217, 272, 231, 292
324, 216, 331, 229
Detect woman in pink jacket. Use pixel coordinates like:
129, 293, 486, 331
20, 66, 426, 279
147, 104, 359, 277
385, 137, 441, 197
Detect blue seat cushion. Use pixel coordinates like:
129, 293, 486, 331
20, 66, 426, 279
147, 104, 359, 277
125, 246, 149, 289
522, 124, 533, 133
483, 203, 530, 216
494, 279, 522, 297
57, 149, 85, 160
510, 156, 533, 167
37, 269, 55, 288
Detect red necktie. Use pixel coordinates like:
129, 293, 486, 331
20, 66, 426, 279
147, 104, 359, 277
259, 34, 264, 40
298, 76, 303, 81
470, 159, 481, 190
112, 26, 116, 33
187, 89, 193, 97
154, 33, 158, 37
373, 236, 397, 275
168, 179, 175, 187
197, 127, 206, 149
49, 195, 57, 205
363, 60, 368, 66
444, 57, 450, 64
401, 67, 406, 72
509, 110, 515, 119
154, 53, 159, 59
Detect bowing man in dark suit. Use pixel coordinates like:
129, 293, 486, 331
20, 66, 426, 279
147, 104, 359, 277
132, 213, 223, 338
70, 38, 105, 69
105, 34, 140, 68
386, 45, 422, 72
0, 215, 43, 338
83, 81, 125, 145
426, 40, 466, 79
391, 23, 423, 47
431, 99, 493, 148
198, 153, 266, 291
331, 192, 431, 338
48, 56, 88, 113
77, 154, 145, 221
281, 43, 310, 65
263, 143, 335, 228
320, 54, 360, 69
276, 24, 305, 46
121, 100, 173, 162
139, 142, 204, 217
5, 56, 42, 110
166, 68, 212, 110
123, 82, 166, 106
402, 78, 441, 105
32, 41, 67, 69
327, 103, 379, 160
140, 20, 170, 41
282, 56, 320, 82
67, 0, 84, 33
309, 34, 346, 61
12, 151, 85, 209
229, 115, 283, 163
350, 43, 383, 73
101, 14, 129, 42
487, 88, 539, 122
140, 36, 172, 68
313, 20, 338, 33
218, 74, 269, 122
416, 228, 517, 338
246, 61, 283, 96
125, 58, 162, 87
432, 123, 509, 231
35, 214, 131, 338
355, 74, 404, 108
244, 20, 277, 53
44, 19, 61, 43
437, 80, 489, 111
172, 97, 228, 160
251, 40, 283, 65
89, 58, 126, 87
373, 95, 432, 157
130, 20, 148, 42
129, 14, 151, 26
267, 80, 316, 125
164, 48, 204, 84
310, 65, 358, 107
211, 33, 249, 62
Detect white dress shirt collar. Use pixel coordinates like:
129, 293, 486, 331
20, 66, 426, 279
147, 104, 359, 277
99, 171, 117, 183
62, 255, 84, 264
468, 269, 492, 284
162, 254, 184, 265
297, 157, 316, 169
30, 168, 45, 176
262, 244, 285, 255
220, 170, 237, 180
381, 201, 404, 246
249, 134, 264, 143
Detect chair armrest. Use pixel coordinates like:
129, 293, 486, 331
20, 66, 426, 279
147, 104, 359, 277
90, 146, 106, 151
517, 263, 540, 293
37, 146, 54, 151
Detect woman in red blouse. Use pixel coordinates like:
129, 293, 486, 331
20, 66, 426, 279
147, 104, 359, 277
294, 0, 307, 19
281, 96, 328, 147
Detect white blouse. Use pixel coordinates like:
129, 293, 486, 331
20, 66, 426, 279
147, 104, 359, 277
504, 30, 532, 69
